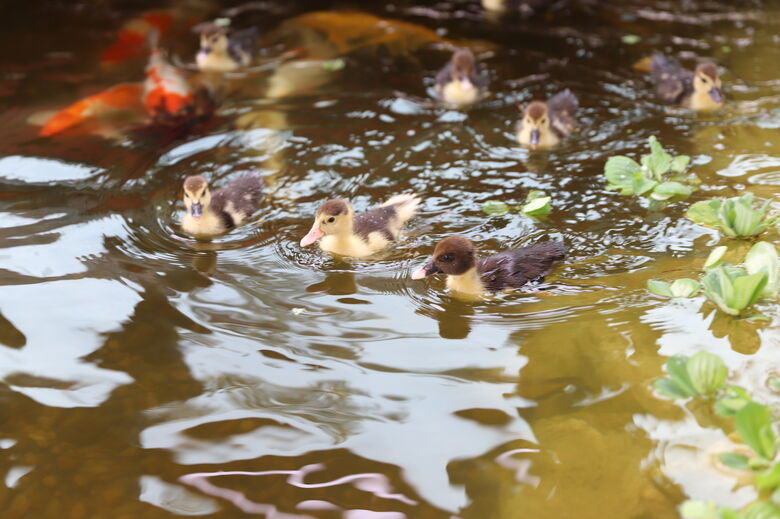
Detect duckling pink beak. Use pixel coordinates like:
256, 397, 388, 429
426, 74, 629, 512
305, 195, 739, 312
709, 87, 724, 104
530, 129, 540, 147
411, 260, 441, 280
300, 224, 324, 247
460, 77, 473, 91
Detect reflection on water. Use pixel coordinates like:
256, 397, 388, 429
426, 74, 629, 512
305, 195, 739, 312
1, 0, 780, 517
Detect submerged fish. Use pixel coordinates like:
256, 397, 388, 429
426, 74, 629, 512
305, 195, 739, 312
143, 41, 195, 118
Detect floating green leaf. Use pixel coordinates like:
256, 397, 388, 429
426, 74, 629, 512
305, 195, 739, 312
655, 355, 700, 399
603, 137, 696, 201
647, 279, 673, 297
688, 351, 727, 396
655, 378, 694, 399
715, 386, 752, 417
679, 500, 720, 519
646, 136, 673, 180
671, 278, 701, 297
735, 402, 776, 460
482, 200, 510, 216
688, 194, 777, 238
745, 242, 779, 298
719, 452, 750, 471
757, 463, 780, 493
705, 246, 728, 269
687, 200, 722, 228
741, 501, 780, 519
622, 34, 641, 45
671, 154, 691, 174
651, 181, 693, 200
732, 273, 769, 312
605, 156, 642, 194
522, 197, 551, 215
702, 266, 767, 316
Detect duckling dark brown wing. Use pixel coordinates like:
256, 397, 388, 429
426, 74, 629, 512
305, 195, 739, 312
650, 54, 693, 105
547, 89, 578, 137
435, 62, 454, 90
478, 241, 567, 292
471, 66, 489, 93
354, 205, 397, 241
228, 27, 259, 65
221, 174, 264, 217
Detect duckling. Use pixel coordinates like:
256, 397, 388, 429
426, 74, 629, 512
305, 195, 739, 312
411, 236, 567, 298
181, 174, 264, 237
435, 49, 489, 108
517, 89, 578, 149
650, 55, 724, 111
300, 194, 421, 258
195, 22, 259, 72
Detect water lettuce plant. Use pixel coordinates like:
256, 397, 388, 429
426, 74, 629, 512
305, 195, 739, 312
686, 193, 778, 238
647, 242, 779, 317
655, 353, 780, 519
604, 136, 697, 201
482, 190, 552, 217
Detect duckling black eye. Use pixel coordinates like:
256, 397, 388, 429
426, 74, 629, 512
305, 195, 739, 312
439, 253, 454, 262
327, 217, 335, 223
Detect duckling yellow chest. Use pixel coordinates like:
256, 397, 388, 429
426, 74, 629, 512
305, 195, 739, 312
319, 232, 391, 258
181, 211, 225, 237
686, 91, 723, 111
446, 269, 485, 298
517, 126, 560, 149
439, 81, 480, 107
196, 52, 239, 72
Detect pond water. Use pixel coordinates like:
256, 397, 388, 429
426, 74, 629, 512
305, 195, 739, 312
1, 0, 779, 517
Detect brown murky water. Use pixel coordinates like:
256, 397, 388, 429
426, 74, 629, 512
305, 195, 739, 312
1, 0, 779, 517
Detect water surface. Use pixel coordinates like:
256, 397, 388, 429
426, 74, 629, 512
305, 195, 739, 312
1, 0, 779, 517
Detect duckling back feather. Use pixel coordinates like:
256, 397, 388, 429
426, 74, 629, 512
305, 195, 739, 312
210, 174, 264, 227
547, 89, 578, 137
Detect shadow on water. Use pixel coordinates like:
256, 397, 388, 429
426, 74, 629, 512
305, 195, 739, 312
0, 0, 779, 517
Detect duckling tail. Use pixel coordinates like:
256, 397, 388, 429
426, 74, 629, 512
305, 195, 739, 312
381, 193, 421, 224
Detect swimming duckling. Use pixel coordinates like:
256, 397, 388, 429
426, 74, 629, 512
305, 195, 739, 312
300, 194, 421, 258
411, 236, 566, 298
517, 89, 578, 149
435, 49, 489, 108
195, 22, 259, 72
650, 55, 724, 111
181, 174, 264, 237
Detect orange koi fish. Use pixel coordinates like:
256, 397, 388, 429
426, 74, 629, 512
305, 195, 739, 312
143, 45, 195, 118
100, 10, 175, 66
39, 83, 144, 137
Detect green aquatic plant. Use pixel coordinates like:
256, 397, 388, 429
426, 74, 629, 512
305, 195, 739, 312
654, 351, 727, 399
647, 278, 701, 298
686, 193, 778, 238
701, 266, 767, 317
482, 190, 552, 217
647, 242, 779, 318
604, 136, 697, 201
655, 354, 780, 519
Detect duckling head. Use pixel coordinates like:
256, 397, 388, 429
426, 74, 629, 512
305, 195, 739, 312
450, 49, 477, 91
183, 175, 212, 219
412, 236, 476, 279
520, 101, 552, 148
198, 26, 230, 60
693, 62, 723, 104
300, 199, 354, 247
